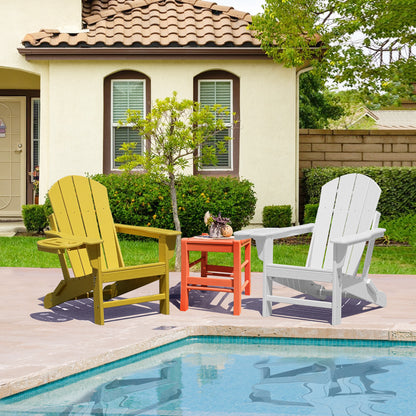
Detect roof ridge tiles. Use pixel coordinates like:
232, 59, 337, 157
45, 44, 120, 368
83, 0, 252, 26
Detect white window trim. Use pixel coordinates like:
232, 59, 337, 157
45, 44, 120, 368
110, 79, 146, 170
198, 79, 234, 172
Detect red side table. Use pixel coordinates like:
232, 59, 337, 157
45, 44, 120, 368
180, 237, 251, 315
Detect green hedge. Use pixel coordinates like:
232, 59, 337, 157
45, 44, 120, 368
22, 205, 48, 233
262, 205, 292, 227
91, 173, 256, 237
303, 167, 416, 219
303, 203, 319, 224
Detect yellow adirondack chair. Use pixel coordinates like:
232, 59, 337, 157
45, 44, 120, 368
37, 175, 180, 325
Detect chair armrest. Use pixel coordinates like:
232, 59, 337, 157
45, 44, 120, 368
331, 228, 385, 275
234, 223, 314, 240
115, 224, 181, 240
115, 224, 181, 261
331, 228, 385, 246
37, 237, 95, 254
235, 224, 315, 263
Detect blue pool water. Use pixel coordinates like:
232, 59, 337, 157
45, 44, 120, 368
1, 337, 416, 415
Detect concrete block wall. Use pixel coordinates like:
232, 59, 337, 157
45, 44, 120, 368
300, 129, 416, 170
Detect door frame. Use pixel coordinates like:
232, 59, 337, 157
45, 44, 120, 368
0, 90, 40, 205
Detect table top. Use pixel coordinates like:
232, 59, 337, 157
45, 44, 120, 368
183, 236, 250, 246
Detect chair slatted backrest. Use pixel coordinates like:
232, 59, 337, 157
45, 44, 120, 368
48, 176, 124, 276
306, 174, 381, 275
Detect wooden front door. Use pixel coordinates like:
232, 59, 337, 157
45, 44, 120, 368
0, 97, 26, 218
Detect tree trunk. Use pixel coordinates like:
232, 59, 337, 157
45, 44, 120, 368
169, 174, 182, 271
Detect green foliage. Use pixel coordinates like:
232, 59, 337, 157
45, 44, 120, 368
299, 71, 344, 128
303, 167, 416, 218
262, 205, 292, 227
303, 204, 319, 224
21, 205, 48, 233
116, 91, 233, 176
91, 173, 256, 238
380, 214, 416, 246
252, 0, 416, 102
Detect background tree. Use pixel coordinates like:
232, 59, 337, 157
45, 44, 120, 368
251, 0, 416, 104
299, 71, 344, 128
116, 91, 233, 269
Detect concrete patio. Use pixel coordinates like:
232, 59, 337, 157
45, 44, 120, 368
1, 267, 415, 399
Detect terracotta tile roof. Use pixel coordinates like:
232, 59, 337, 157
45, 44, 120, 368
22, 0, 260, 49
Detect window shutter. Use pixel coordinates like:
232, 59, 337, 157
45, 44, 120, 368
199, 80, 232, 169
112, 81, 144, 123
111, 80, 145, 169
200, 81, 232, 124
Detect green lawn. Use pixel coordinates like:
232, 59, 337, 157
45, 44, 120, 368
1, 236, 415, 274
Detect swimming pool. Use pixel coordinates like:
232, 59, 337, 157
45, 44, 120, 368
1, 336, 416, 415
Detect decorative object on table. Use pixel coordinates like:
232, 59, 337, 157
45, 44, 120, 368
204, 211, 233, 238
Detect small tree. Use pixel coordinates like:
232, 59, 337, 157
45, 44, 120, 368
116, 91, 234, 269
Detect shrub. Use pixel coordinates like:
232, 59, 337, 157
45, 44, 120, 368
303, 167, 416, 219
303, 203, 319, 224
21, 205, 48, 233
380, 214, 416, 246
91, 173, 256, 237
262, 205, 292, 227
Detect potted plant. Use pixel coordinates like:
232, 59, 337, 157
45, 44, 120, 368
204, 211, 233, 238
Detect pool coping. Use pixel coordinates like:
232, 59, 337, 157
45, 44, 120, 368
2, 323, 416, 400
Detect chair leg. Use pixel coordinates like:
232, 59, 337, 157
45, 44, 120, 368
262, 275, 273, 317
159, 273, 169, 315
93, 272, 105, 325
331, 271, 342, 325
44, 276, 94, 309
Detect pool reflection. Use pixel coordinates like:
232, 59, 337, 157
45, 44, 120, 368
250, 357, 401, 414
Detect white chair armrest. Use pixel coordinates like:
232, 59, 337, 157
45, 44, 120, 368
234, 223, 314, 240
235, 224, 315, 262
331, 228, 385, 246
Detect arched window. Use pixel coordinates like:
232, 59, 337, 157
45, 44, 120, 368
193, 70, 240, 176
103, 70, 150, 173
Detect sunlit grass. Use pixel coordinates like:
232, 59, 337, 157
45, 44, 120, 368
1, 236, 414, 274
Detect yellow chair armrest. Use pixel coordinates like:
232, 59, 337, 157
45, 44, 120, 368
115, 224, 181, 240
37, 237, 86, 253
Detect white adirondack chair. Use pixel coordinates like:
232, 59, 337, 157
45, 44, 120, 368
235, 174, 386, 325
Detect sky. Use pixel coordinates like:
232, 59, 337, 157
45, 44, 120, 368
216, 0, 266, 15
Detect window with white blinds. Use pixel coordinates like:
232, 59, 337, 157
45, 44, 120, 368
199, 80, 233, 170
111, 80, 145, 169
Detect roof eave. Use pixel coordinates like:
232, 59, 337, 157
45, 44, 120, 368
18, 46, 268, 61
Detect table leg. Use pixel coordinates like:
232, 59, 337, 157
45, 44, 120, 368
245, 241, 251, 296
233, 240, 242, 315
201, 251, 208, 277
180, 240, 189, 311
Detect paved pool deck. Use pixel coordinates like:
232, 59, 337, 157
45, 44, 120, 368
0, 267, 415, 399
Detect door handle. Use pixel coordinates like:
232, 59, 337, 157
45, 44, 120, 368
16, 143, 23, 153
